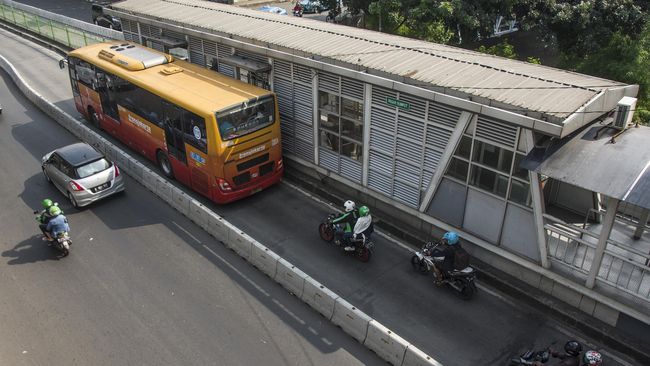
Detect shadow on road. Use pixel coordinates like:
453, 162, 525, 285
2, 234, 64, 264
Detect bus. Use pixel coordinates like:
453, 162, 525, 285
63, 42, 283, 203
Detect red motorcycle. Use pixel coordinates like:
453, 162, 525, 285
318, 213, 374, 262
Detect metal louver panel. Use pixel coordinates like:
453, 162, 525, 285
121, 19, 134, 32
294, 64, 312, 84
370, 108, 396, 132
319, 72, 338, 93
368, 170, 392, 195
295, 121, 312, 142
425, 125, 452, 149
429, 102, 462, 129
394, 159, 420, 183
203, 40, 217, 57
274, 78, 292, 97
293, 83, 311, 105
274, 60, 291, 79
368, 150, 393, 175
398, 93, 426, 119
139, 24, 152, 37
476, 116, 517, 148
150, 42, 164, 52
218, 63, 234, 78
369, 129, 394, 154
190, 51, 205, 66
294, 103, 312, 125
280, 113, 295, 134
235, 50, 268, 65
217, 44, 232, 58
123, 32, 137, 42
341, 78, 363, 100
395, 137, 419, 161
340, 157, 362, 183
397, 115, 424, 142
423, 147, 442, 171
421, 169, 434, 190
149, 26, 162, 37
163, 29, 184, 42
188, 37, 202, 52
278, 96, 292, 118
372, 86, 397, 105
282, 134, 295, 154
393, 180, 420, 207
319, 148, 339, 171
295, 139, 314, 162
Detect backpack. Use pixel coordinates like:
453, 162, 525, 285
453, 246, 470, 270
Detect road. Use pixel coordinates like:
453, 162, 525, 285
0, 70, 383, 365
1, 2, 643, 365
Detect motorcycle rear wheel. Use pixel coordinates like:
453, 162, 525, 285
357, 247, 371, 262
454, 278, 475, 300
319, 223, 334, 242
410, 255, 429, 274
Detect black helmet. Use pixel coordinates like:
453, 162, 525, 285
564, 340, 582, 356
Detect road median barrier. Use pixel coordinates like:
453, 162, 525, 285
331, 297, 371, 343
274, 258, 307, 297
0, 53, 445, 366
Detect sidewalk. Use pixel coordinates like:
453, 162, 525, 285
1, 22, 648, 366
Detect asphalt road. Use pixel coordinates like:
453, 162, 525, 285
0, 4, 641, 365
0, 70, 383, 366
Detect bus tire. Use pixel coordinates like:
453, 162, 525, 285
157, 151, 174, 179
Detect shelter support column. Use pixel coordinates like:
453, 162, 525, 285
525, 130, 549, 268
633, 208, 649, 240
586, 196, 619, 289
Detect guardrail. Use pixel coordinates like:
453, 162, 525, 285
544, 214, 650, 302
0, 0, 122, 48
0, 52, 442, 366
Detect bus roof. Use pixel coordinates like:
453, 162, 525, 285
68, 42, 273, 115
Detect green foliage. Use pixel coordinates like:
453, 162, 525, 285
526, 56, 541, 64
477, 41, 517, 59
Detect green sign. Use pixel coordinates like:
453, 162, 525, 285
386, 97, 410, 110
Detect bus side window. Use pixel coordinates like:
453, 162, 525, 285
76, 60, 96, 87
182, 110, 208, 154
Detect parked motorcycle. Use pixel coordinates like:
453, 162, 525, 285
509, 344, 553, 365
411, 241, 477, 299
319, 213, 374, 262
34, 210, 71, 257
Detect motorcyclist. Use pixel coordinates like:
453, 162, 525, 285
430, 231, 462, 284
45, 205, 70, 242
36, 199, 60, 239
332, 200, 358, 248
581, 350, 603, 365
346, 205, 373, 251
533, 341, 582, 366
292, 1, 303, 16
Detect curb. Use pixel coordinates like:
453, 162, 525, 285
0, 46, 442, 366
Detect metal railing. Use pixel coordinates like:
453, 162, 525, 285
545, 213, 650, 302
0, 0, 122, 48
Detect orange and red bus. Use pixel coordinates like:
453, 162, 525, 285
64, 42, 283, 203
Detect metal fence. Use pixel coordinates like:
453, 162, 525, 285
544, 212, 650, 303
0, 0, 122, 49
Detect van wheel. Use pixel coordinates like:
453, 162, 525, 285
157, 151, 174, 179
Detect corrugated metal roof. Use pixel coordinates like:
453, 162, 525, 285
109, 0, 633, 123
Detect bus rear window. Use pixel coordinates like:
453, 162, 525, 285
216, 95, 275, 141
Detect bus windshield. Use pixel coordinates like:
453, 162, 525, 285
216, 95, 275, 141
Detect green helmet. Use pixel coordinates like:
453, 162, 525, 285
49, 205, 62, 216
41, 199, 54, 209
359, 206, 370, 217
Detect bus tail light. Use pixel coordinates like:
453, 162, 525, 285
216, 178, 232, 192
69, 181, 85, 191
277, 159, 283, 171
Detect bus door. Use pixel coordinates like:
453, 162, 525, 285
181, 111, 211, 198
162, 101, 191, 185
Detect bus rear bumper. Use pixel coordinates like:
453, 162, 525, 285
214, 167, 283, 204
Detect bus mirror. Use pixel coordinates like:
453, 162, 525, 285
58, 59, 67, 69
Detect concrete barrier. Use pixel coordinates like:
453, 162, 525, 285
364, 320, 409, 366
113, 149, 130, 175
227, 230, 253, 260
205, 210, 229, 242
402, 344, 443, 366
170, 187, 191, 216
188, 199, 207, 228
275, 258, 307, 298
142, 167, 158, 192
155, 178, 173, 202
302, 276, 338, 319
127, 159, 144, 183
250, 242, 280, 278
331, 297, 371, 343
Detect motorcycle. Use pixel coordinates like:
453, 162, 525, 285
411, 241, 477, 300
319, 213, 374, 262
509, 344, 553, 365
34, 210, 71, 257
293, 8, 303, 17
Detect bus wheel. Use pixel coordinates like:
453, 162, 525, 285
87, 106, 100, 129
157, 151, 174, 179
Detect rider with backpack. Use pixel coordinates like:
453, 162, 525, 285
431, 231, 470, 284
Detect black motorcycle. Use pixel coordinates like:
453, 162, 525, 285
509, 345, 553, 365
410, 242, 477, 300
319, 213, 374, 262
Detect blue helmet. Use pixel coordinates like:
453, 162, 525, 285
442, 231, 459, 245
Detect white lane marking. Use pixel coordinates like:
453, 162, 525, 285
171, 221, 201, 244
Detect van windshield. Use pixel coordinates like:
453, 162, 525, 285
216, 95, 275, 141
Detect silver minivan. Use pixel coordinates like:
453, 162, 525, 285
42, 143, 125, 207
